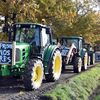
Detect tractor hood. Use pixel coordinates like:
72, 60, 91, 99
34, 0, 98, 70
0, 42, 30, 65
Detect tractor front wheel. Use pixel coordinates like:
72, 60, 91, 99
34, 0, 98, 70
87, 56, 90, 66
82, 52, 88, 70
73, 57, 82, 73
90, 53, 95, 65
45, 50, 62, 81
23, 59, 44, 91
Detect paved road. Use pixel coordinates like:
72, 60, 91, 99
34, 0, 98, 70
0, 64, 99, 100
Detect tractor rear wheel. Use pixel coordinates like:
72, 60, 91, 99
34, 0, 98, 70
23, 59, 44, 91
45, 50, 62, 81
87, 56, 90, 66
73, 57, 82, 73
82, 52, 88, 70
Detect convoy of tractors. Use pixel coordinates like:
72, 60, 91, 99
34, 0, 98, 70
0, 22, 96, 91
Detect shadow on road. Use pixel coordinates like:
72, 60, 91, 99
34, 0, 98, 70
0, 67, 74, 94
0, 77, 24, 94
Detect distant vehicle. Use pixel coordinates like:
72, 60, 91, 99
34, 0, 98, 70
83, 43, 95, 65
94, 44, 100, 62
60, 36, 88, 73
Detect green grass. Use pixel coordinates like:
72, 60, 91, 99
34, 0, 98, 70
42, 64, 100, 100
93, 86, 100, 100
94, 95, 100, 100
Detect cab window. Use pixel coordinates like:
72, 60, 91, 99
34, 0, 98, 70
41, 28, 50, 47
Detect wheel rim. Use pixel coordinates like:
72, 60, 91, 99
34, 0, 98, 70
32, 66, 42, 83
31, 62, 43, 89
54, 56, 60, 74
53, 50, 62, 80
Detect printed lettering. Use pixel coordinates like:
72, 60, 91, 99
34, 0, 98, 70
7, 57, 11, 63
0, 43, 12, 64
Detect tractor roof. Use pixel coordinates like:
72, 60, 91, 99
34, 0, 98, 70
61, 36, 83, 40
14, 23, 48, 28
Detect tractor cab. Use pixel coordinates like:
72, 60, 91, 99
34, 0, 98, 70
61, 36, 83, 50
83, 43, 94, 52
60, 36, 84, 57
13, 23, 52, 55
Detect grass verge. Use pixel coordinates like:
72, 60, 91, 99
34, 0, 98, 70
94, 95, 100, 100
41, 64, 100, 100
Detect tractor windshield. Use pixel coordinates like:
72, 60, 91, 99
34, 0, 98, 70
15, 26, 40, 46
61, 38, 79, 48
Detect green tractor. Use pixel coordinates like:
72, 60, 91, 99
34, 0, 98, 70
60, 36, 88, 73
0, 23, 62, 90
83, 43, 95, 65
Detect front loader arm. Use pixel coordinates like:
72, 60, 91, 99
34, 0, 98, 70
66, 43, 76, 64
61, 43, 76, 64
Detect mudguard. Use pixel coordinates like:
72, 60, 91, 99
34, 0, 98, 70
43, 45, 59, 74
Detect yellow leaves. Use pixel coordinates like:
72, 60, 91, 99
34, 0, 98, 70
67, 10, 76, 20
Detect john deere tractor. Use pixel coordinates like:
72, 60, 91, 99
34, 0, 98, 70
60, 36, 88, 73
0, 23, 62, 90
83, 43, 95, 65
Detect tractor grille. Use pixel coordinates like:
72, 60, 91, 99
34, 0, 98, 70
22, 49, 25, 60
16, 48, 20, 62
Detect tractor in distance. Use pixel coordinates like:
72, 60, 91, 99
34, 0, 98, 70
0, 23, 62, 90
83, 43, 95, 65
60, 36, 88, 73
94, 44, 100, 62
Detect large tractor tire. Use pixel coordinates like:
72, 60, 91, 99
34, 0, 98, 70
82, 52, 88, 71
90, 53, 95, 65
87, 56, 90, 66
73, 57, 82, 73
45, 49, 62, 82
62, 57, 66, 72
23, 59, 44, 91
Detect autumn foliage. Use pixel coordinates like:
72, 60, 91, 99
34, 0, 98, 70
0, 0, 100, 45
